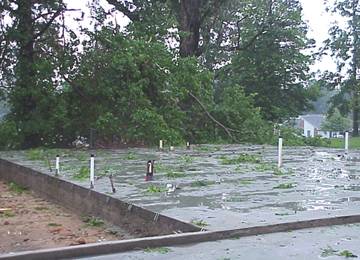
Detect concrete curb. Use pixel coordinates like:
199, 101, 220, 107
2, 214, 360, 259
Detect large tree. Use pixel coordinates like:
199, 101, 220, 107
105, 0, 229, 57
216, 0, 315, 121
324, 0, 360, 136
0, 0, 70, 147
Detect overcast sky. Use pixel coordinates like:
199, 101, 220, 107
64, 0, 342, 73
300, 0, 340, 73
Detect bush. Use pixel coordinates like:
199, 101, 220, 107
0, 119, 23, 150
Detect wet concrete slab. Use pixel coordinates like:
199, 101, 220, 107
1, 145, 360, 231
86, 223, 360, 260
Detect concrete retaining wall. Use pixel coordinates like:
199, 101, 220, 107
0, 158, 200, 237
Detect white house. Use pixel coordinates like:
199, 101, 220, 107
295, 114, 340, 138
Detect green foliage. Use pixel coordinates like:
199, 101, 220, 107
179, 155, 194, 164
166, 171, 185, 179
48, 223, 62, 227
274, 183, 296, 189
146, 185, 166, 193
213, 84, 271, 143
143, 247, 172, 254
0, 0, 320, 148
321, 108, 351, 132
220, 154, 261, 165
239, 179, 253, 185
0, 210, 15, 218
25, 148, 46, 160
254, 163, 277, 172
9, 182, 27, 194
304, 136, 331, 147
216, 0, 315, 122
320, 246, 338, 257
0, 120, 23, 149
191, 180, 214, 187
73, 166, 89, 180
123, 152, 137, 160
82, 216, 105, 227
328, 137, 360, 149
339, 250, 358, 258
323, 0, 360, 136
271, 127, 331, 147
191, 219, 208, 227
321, 246, 358, 258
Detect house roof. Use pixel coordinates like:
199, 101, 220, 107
299, 114, 325, 129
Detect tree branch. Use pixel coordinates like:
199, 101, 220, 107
188, 91, 238, 141
33, 8, 64, 42
106, 0, 140, 21
230, 0, 274, 52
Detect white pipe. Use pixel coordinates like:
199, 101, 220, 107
278, 137, 283, 168
55, 155, 60, 176
159, 140, 163, 150
90, 154, 95, 188
345, 131, 349, 153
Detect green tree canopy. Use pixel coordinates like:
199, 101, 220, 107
321, 108, 351, 132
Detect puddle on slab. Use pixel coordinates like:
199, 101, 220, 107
1, 145, 360, 230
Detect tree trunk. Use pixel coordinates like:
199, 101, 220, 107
179, 0, 201, 57
351, 0, 360, 137
14, 0, 41, 147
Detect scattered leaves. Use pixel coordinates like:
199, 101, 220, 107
273, 183, 296, 189
73, 166, 89, 180
191, 219, 208, 227
339, 250, 358, 258
220, 153, 260, 165
191, 180, 214, 187
146, 185, 166, 193
144, 247, 172, 254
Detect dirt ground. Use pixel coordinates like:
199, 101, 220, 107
0, 180, 128, 254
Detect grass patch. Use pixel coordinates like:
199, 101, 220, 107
72, 166, 89, 180
328, 137, 360, 149
273, 183, 296, 189
0, 210, 15, 218
166, 171, 186, 179
191, 219, 208, 227
48, 223, 62, 227
190, 180, 214, 187
82, 216, 105, 227
25, 148, 46, 160
143, 247, 172, 254
220, 153, 261, 165
8, 182, 27, 194
123, 152, 137, 160
146, 185, 166, 193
